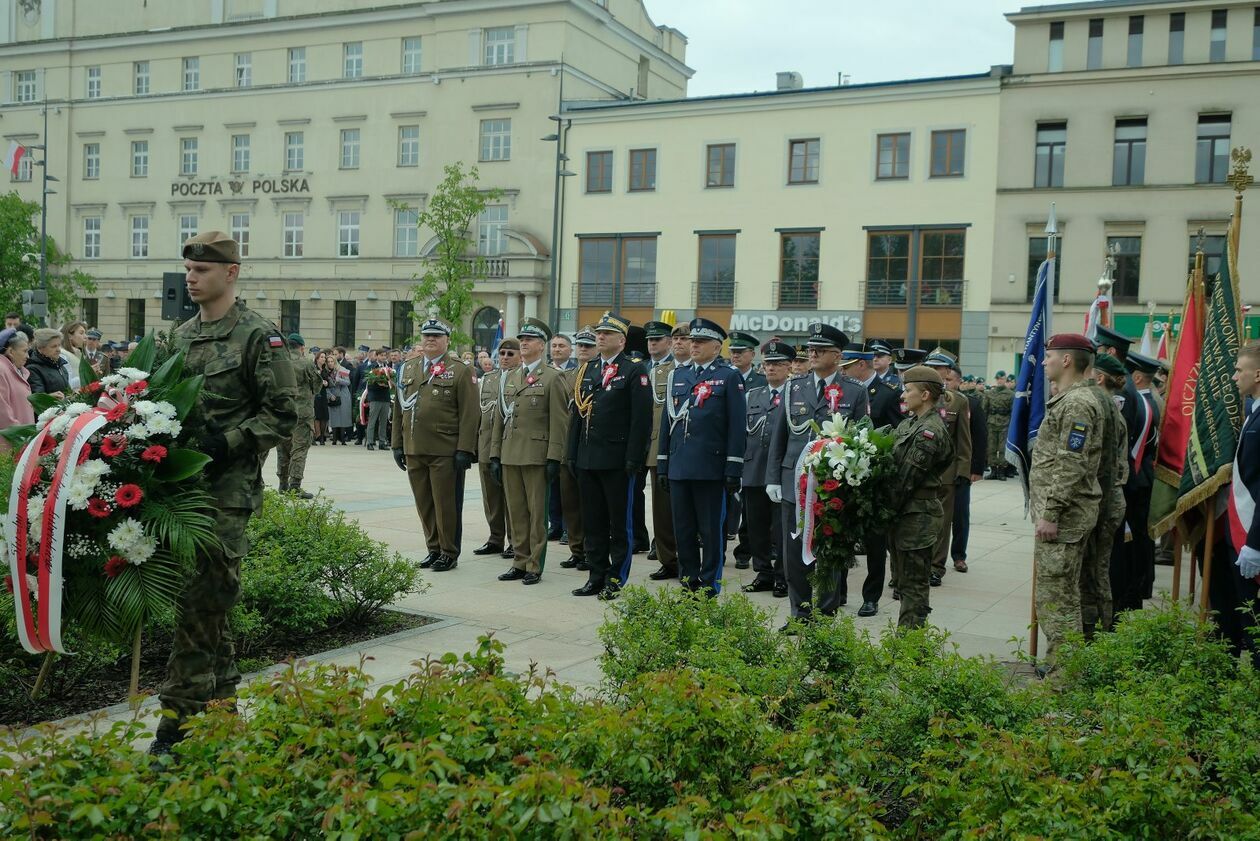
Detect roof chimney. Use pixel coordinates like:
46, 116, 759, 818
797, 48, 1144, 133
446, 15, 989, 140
776, 71, 803, 91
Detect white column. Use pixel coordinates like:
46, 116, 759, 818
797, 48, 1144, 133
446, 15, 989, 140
524, 292, 539, 321
504, 293, 520, 339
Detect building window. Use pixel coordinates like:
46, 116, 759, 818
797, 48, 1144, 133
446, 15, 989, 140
402, 37, 422, 74
391, 301, 415, 348
1027, 237, 1064, 302
283, 212, 304, 257
334, 301, 357, 349
779, 233, 820, 308
230, 213, 250, 258
394, 208, 419, 257
13, 156, 31, 182
919, 230, 965, 307
1034, 122, 1067, 188
83, 143, 100, 179
85, 66, 101, 99
231, 134, 250, 173
478, 205, 508, 256
130, 216, 149, 258
479, 119, 511, 161
127, 299, 146, 341
178, 214, 198, 251
130, 140, 148, 177
280, 300, 300, 336
788, 139, 820, 184
288, 47, 307, 83
1126, 16, 1144, 67
629, 148, 656, 192
81, 298, 98, 328
876, 133, 910, 180
484, 27, 515, 65
586, 150, 613, 193
706, 143, 735, 188
340, 128, 360, 169
343, 42, 363, 79
1169, 12, 1186, 64
1188, 233, 1227, 279
1112, 119, 1147, 186
133, 62, 149, 95
285, 131, 304, 171
577, 236, 658, 309
182, 57, 200, 91
1047, 21, 1064, 71
337, 210, 360, 257
1196, 114, 1231, 183
1108, 236, 1141, 303
1210, 9, 1228, 61
235, 53, 252, 88
930, 129, 965, 178
697, 234, 736, 306
83, 217, 101, 259
866, 232, 910, 306
15, 69, 38, 102
398, 125, 419, 166
1087, 18, 1104, 69
180, 137, 198, 176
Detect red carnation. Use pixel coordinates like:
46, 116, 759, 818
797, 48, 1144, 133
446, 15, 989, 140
38, 436, 57, 456
828, 497, 844, 511
115, 484, 143, 508
822, 478, 840, 492
77, 446, 92, 466
100, 436, 126, 458
103, 556, 127, 578
822, 524, 835, 537
124, 380, 149, 395
105, 403, 128, 422
86, 381, 103, 394
812, 501, 825, 517
87, 498, 112, 518
140, 445, 168, 464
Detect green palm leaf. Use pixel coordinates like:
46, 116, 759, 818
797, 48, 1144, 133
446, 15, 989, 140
139, 489, 221, 563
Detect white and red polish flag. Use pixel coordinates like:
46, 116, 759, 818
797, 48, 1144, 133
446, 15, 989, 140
3, 141, 27, 176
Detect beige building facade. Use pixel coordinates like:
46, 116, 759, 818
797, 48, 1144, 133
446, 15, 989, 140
0, 0, 689, 349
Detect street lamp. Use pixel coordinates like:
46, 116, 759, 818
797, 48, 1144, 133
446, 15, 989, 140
543, 115, 574, 330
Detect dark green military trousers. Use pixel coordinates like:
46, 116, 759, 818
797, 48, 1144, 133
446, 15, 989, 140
891, 495, 942, 629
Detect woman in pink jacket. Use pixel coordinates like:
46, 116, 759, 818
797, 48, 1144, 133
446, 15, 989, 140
0, 326, 35, 452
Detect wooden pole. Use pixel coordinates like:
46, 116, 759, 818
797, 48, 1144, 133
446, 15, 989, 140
1029, 561, 1039, 658
1189, 542, 1198, 600
30, 651, 55, 700
1200, 505, 1217, 622
129, 626, 143, 698
1171, 524, 1183, 601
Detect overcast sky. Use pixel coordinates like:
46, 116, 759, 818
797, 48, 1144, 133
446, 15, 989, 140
644, 0, 1044, 96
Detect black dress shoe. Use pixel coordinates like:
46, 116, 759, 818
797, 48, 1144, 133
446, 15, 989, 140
648, 565, 677, 581
498, 567, 526, 581
734, 559, 750, 570
597, 582, 622, 601
559, 556, 580, 569
634, 543, 649, 555
559, 531, 569, 545
419, 552, 439, 569
576, 560, 590, 571
742, 578, 775, 593
572, 580, 603, 597
857, 601, 878, 617
501, 545, 515, 559
432, 555, 458, 572
522, 573, 542, 585
647, 543, 658, 561
473, 542, 504, 556
548, 530, 563, 541
772, 584, 788, 598
366, 443, 376, 451
930, 573, 943, 587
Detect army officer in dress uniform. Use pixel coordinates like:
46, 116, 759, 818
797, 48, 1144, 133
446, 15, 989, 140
765, 323, 870, 629
490, 318, 568, 586
391, 318, 479, 572
558, 329, 597, 571
741, 339, 795, 598
567, 313, 653, 600
643, 320, 680, 580
657, 318, 747, 595
473, 338, 518, 559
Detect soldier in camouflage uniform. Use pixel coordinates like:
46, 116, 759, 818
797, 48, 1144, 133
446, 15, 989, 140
152, 232, 298, 755
888, 366, 955, 628
1081, 352, 1130, 637
1030, 334, 1105, 671
985, 372, 1014, 479
276, 332, 321, 499
923, 348, 972, 585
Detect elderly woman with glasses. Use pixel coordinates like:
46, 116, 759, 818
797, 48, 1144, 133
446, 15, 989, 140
0, 327, 36, 448
26, 328, 70, 398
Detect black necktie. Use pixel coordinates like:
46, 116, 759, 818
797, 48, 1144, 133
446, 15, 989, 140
817, 378, 826, 403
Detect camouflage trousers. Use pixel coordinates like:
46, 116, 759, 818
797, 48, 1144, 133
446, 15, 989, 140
1035, 536, 1088, 667
157, 507, 252, 739
277, 418, 314, 488
986, 420, 1010, 468
1080, 489, 1125, 635
891, 497, 941, 629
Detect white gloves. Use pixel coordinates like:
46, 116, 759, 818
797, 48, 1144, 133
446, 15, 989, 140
766, 484, 783, 504
1238, 546, 1260, 579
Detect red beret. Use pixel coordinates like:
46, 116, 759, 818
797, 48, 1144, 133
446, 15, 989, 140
1046, 333, 1096, 352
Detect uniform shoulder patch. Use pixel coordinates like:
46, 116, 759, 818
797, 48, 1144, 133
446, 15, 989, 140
268, 335, 284, 348
640, 374, 649, 386
1067, 421, 1088, 452
921, 429, 936, 440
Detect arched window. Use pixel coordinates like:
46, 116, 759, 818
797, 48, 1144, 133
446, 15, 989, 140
472, 306, 503, 353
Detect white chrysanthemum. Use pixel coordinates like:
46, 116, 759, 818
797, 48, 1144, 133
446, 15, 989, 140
150, 401, 177, 419
48, 415, 73, 438
144, 415, 174, 436
99, 374, 124, 389
131, 400, 158, 416
123, 423, 151, 440
117, 367, 149, 382
127, 536, 157, 565
107, 519, 146, 553
79, 459, 111, 480
65, 479, 94, 510
36, 406, 62, 430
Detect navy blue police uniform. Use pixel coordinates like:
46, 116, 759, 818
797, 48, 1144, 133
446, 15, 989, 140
727, 330, 763, 566
741, 339, 795, 596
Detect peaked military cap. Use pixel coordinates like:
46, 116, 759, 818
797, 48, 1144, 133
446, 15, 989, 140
182, 230, 241, 264
627, 349, 647, 363
688, 317, 727, 342
1092, 325, 1132, 356
806, 322, 848, 350
893, 347, 927, 371
924, 347, 959, 369
671, 323, 690, 337
643, 320, 673, 339
1124, 350, 1161, 375
727, 330, 759, 351
419, 318, 452, 336
762, 339, 796, 362
867, 338, 893, 356
574, 328, 597, 346
842, 348, 874, 362
1092, 352, 1127, 377
595, 311, 630, 335
517, 317, 553, 342
357, 344, 371, 352
86, 328, 102, 340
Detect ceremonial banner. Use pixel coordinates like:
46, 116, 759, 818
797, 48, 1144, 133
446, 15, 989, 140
1149, 271, 1204, 537
1006, 254, 1052, 502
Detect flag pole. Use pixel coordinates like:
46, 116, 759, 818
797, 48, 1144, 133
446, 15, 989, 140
1029, 204, 1057, 660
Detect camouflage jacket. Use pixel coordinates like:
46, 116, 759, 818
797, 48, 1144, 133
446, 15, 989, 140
1030, 378, 1104, 541
291, 355, 322, 422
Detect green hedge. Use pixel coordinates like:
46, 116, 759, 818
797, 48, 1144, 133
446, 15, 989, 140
1, 590, 1257, 839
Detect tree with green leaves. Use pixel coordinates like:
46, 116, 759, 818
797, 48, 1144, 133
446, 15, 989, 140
0, 191, 97, 325
402, 164, 502, 348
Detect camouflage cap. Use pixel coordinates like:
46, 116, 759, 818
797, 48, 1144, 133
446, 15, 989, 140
182, 230, 241, 264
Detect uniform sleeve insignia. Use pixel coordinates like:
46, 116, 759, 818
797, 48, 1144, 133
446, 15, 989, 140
640, 374, 649, 386
268, 335, 284, 348
921, 430, 935, 440
1067, 422, 1088, 452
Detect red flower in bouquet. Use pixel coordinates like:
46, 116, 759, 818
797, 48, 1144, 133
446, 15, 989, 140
105, 403, 128, 422
77, 445, 92, 466
115, 484, 143, 508
828, 497, 844, 511
140, 445, 168, 464
103, 556, 127, 578
822, 524, 835, 536
100, 436, 126, 458
38, 436, 57, 456
83, 381, 103, 395
813, 501, 825, 516
124, 380, 149, 396
822, 478, 840, 492
87, 498, 112, 518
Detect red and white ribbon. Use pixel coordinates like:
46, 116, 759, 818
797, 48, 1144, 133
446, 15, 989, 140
791, 439, 828, 567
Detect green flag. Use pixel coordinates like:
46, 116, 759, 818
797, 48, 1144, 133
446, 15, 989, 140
1177, 233, 1244, 515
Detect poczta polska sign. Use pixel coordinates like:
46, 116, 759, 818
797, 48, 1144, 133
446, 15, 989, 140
169, 177, 311, 197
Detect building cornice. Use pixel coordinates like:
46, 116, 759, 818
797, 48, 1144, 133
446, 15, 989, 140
1003, 60, 1260, 88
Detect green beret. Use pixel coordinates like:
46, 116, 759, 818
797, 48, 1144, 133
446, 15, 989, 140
288, 332, 305, 346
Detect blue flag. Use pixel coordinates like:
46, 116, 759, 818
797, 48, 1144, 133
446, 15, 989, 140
1006, 256, 1052, 502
